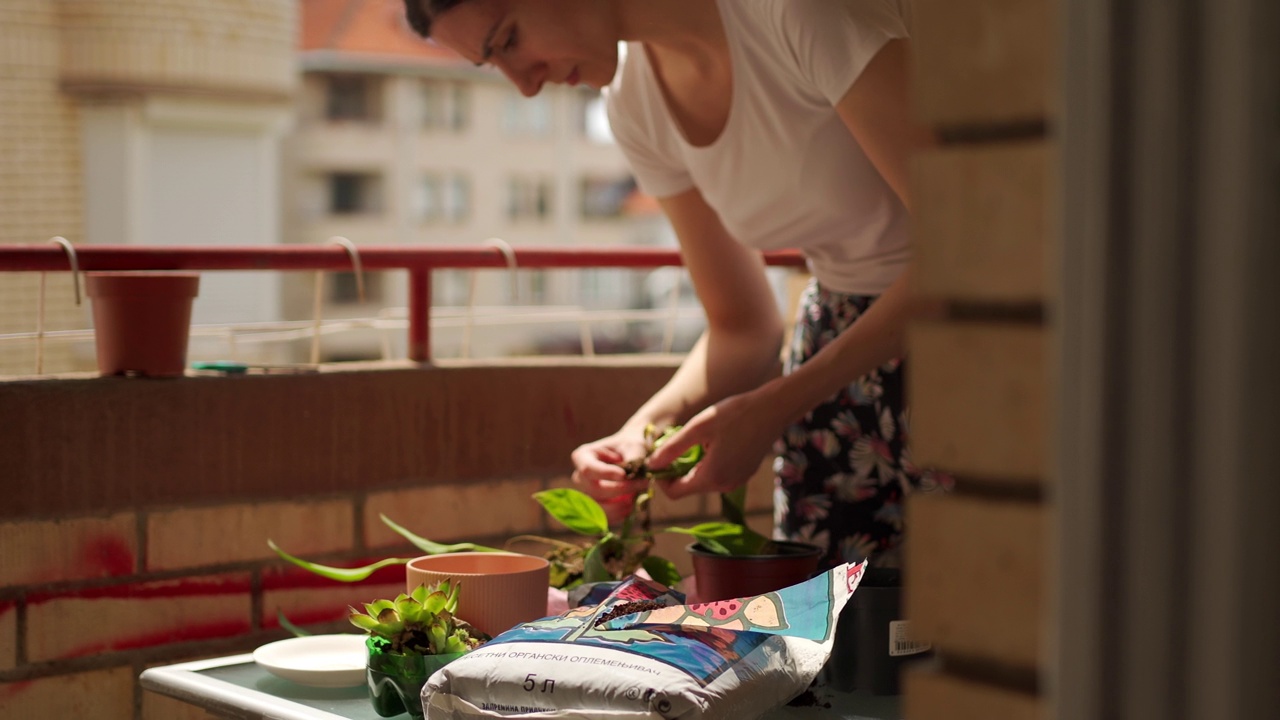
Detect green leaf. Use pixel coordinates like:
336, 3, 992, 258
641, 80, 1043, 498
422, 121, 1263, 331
379, 515, 504, 554
421, 590, 449, 615
663, 521, 772, 556
276, 609, 312, 638
582, 540, 612, 583
533, 489, 610, 536
268, 539, 409, 582
720, 487, 748, 526
664, 522, 745, 538
364, 599, 395, 617
348, 612, 380, 632
695, 536, 733, 555
640, 555, 682, 588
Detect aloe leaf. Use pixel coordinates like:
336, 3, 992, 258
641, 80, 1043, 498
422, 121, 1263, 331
276, 609, 312, 638
268, 539, 409, 582
379, 515, 504, 554
640, 555, 682, 588
533, 489, 610, 536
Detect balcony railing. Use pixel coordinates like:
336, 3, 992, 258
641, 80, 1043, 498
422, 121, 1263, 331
0, 241, 806, 367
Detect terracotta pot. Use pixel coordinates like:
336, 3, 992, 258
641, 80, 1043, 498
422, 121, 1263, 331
86, 272, 199, 378
405, 552, 550, 638
688, 540, 824, 602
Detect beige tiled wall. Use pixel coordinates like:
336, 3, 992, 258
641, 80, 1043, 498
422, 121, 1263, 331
904, 0, 1057, 715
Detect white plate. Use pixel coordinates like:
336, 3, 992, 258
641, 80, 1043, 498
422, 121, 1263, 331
252, 634, 368, 688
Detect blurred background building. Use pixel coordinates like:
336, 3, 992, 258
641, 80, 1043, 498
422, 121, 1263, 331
0, 0, 700, 376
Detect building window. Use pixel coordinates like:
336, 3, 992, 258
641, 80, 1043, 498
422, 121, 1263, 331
327, 75, 378, 122
502, 91, 552, 137
506, 176, 554, 221
580, 175, 636, 219
421, 80, 470, 131
329, 271, 384, 305
329, 172, 382, 215
414, 172, 470, 223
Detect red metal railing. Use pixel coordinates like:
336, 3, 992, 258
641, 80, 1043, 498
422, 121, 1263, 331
0, 244, 806, 362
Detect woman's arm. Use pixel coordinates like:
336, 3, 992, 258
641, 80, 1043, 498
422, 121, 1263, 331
570, 185, 785, 498
650, 38, 938, 496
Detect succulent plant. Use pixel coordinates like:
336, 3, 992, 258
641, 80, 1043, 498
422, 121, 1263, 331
347, 579, 488, 656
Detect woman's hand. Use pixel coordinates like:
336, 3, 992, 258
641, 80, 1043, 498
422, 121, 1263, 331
646, 386, 788, 500
570, 430, 652, 523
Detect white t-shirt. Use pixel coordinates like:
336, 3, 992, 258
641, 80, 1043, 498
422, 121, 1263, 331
605, 0, 912, 295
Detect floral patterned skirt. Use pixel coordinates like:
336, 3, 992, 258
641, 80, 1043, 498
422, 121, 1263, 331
772, 280, 952, 570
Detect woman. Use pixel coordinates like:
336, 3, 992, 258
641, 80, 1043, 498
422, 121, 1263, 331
406, 0, 949, 569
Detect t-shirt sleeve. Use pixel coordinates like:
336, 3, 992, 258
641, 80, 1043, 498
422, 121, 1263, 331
777, 0, 911, 105
604, 66, 694, 199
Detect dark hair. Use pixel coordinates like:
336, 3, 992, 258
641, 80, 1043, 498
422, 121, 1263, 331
402, 0, 470, 38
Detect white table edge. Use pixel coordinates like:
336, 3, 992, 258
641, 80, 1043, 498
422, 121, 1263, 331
140, 654, 354, 720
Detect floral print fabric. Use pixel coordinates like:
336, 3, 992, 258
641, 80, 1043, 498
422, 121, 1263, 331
773, 280, 952, 570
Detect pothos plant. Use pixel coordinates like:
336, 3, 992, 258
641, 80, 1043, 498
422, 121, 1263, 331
267, 424, 747, 596
511, 424, 704, 589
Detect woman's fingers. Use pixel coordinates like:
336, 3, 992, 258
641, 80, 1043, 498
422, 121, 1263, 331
647, 412, 714, 469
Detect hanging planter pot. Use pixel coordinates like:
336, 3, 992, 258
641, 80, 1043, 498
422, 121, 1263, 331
85, 271, 199, 378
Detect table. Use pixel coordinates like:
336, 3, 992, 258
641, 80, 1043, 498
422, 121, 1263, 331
141, 653, 901, 720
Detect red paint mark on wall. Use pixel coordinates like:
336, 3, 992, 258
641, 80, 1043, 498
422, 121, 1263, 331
563, 402, 578, 435
80, 533, 135, 577
26, 574, 251, 605
264, 606, 348, 629
58, 619, 253, 660
0, 680, 34, 703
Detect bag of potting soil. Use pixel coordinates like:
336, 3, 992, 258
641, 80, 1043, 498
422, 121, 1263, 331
422, 561, 866, 720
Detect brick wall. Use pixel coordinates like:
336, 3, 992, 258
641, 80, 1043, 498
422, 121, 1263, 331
0, 362, 753, 719
903, 0, 1055, 717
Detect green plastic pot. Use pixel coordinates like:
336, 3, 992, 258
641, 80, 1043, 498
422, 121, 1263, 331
365, 636, 464, 718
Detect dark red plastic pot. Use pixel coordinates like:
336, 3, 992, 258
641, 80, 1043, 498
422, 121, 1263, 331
86, 272, 199, 377
688, 540, 824, 601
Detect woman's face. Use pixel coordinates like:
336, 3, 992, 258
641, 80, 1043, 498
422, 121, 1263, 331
429, 0, 620, 97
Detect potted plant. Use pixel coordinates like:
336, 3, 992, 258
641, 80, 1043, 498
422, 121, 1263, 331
510, 485, 682, 590
348, 579, 488, 718
85, 271, 200, 377
643, 425, 824, 602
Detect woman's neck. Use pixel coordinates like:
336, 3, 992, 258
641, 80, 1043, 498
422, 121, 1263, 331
615, 0, 725, 60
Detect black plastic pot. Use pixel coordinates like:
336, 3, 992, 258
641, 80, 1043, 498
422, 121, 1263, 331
823, 567, 933, 696
688, 540, 824, 602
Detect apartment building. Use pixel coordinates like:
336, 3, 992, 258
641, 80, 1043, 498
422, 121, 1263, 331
285, 0, 665, 361
0, 0, 296, 375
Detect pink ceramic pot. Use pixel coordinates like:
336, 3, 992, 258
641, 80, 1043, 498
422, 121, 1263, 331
405, 553, 550, 638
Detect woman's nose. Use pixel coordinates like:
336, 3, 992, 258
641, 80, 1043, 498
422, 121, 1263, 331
497, 59, 546, 97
